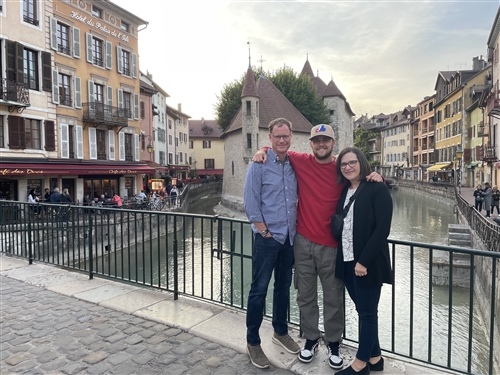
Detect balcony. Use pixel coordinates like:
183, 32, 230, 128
477, 121, 488, 137
0, 78, 30, 111
82, 102, 129, 128
478, 145, 497, 162
486, 91, 500, 118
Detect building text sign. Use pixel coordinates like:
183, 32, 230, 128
71, 11, 129, 43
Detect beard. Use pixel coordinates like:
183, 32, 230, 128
313, 148, 333, 161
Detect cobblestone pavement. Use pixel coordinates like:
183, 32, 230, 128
0, 276, 294, 375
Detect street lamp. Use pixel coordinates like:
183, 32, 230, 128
455, 145, 463, 195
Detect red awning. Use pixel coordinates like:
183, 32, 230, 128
0, 163, 156, 176
146, 161, 168, 172
196, 169, 224, 174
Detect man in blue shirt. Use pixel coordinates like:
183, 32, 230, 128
244, 118, 299, 368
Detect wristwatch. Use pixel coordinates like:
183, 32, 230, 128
260, 229, 269, 237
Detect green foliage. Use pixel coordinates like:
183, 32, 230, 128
214, 67, 329, 132
354, 126, 379, 162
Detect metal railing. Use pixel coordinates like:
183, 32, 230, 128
0, 200, 498, 374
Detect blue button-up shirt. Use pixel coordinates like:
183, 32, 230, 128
244, 149, 298, 245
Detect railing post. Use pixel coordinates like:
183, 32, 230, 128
88, 216, 93, 280
27, 218, 33, 265
173, 215, 178, 300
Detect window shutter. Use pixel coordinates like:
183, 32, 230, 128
76, 125, 83, 159
44, 120, 55, 151
8, 116, 24, 149
6, 40, 17, 82
16, 42, 24, 84
86, 33, 93, 63
108, 130, 115, 160
73, 27, 81, 58
134, 134, 140, 161
107, 86, 113, 106
140, 101, 145, 119
89, 127, 97, 160
117, 88, 123, 108
52, 70, 59, 104
50, 17, 58, 50
133, 93, 139, 120
60, 123, 69, 158
88, 80, 95, 102
105, 41, 112, 69
464, 148, 472, 163
74, 76, 82, 108
132, 53, 137, 78
42, 52, 52, 92
119, 132, 125, 161
116, 46, 122, 73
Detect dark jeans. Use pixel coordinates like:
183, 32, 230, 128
246, 235, 294, 346
492, 204, 500, 215
344, 261, 382, 362
475, 200, 483, 211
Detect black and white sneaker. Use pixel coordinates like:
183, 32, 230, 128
327, 342, 344, 369
298, 338, 320, 363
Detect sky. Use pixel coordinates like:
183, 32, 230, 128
114, 0, 499, 121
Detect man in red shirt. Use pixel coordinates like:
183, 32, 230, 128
254, 124, 382, 369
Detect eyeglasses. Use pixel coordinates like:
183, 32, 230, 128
340, 160, 359, 169
271, 134, 291, 140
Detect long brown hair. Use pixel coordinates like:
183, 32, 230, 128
336, 147, 372, 185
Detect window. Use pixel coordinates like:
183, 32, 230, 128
125, 133, 133, 161
121, 49, 131, 76
159, 151, 165, 165
205, 159, 215, 169
168, 153, 173, 164
140, 101, 145, 119
92, 37, 104, 67
175, 137, 179, 147
0, 116, 4, 148
59, 73, 71, 106
120, 21, 129, 32
91, 5, 102, 18
179, 152, 183, 163
96, 129, 106, 160
189, 141, 193, 149
23, 0, 39, 26
123, 91, 132, 118
56, 23, 70, 55
25, 118, 41, 149
330, 109, 335, 116
169, 135, 172, 145
168, 119, 172, 129
24, 49, 38, 90
246, 101, 251, 116
247, 133, 252, 148
94, 83, 104, 103
203, 140, 211, 149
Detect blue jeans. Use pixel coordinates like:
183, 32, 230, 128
246, 235, 294, 346
344, 261, 382, 362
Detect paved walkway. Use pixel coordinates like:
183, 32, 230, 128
1, 255, 457, 374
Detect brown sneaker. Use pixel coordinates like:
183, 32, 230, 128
247, 344, 270, 369
272, 332, 300, 354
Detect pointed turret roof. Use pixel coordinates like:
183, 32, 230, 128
223, 76, 313, 137
323, 79, 346, 100
241, 67, 258, 98
300, 59, 327, 96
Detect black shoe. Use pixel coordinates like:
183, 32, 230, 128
369, 357, 384, 371
328, 342, 344, 369
335, 364, 370, 375
298, 338, 319, 363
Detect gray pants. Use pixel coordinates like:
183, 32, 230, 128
294, 233, 344, 343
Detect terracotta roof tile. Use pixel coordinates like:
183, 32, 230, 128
323, 79, 346, 100
223, 76, 313, 137
189, 119, 223, 139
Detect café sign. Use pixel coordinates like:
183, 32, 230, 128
71, 11, 129, 42
1, 169, 43, 176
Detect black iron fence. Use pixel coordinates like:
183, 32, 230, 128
0, 200, 498, 374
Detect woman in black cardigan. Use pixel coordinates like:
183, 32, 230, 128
334, 147, 393, 375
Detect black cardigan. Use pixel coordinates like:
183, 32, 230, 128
335, 181, 394, 287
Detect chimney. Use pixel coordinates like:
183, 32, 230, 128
178, 103, 182, 113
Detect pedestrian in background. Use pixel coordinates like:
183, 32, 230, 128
244, 118, 300, 369
473, 185, 483, 212
491, 186, 500, 216
481, 182, 493, 218
28, 189, 41, 217
334, 147, 393, 375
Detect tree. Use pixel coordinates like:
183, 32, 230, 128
354, 126, 379, 164
214, 67, 329, 132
